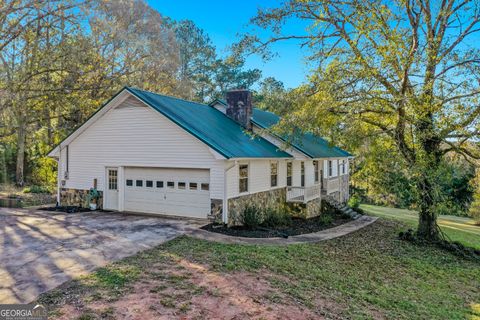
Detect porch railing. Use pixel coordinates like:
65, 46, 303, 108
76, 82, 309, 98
286, 184, 321, 203
322, 177, 340, 194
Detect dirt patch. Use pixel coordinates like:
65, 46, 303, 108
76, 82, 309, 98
49, 258, 320, 320
202, 213, 352, 238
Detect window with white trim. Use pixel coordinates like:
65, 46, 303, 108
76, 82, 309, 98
313, 160, 319, 183
328, 160, 333, 177
108, 169, 117, 190
286, 162, 292, 186
270, 162, 278, 187
301, 162, 305, 187
239, 164, 249, 193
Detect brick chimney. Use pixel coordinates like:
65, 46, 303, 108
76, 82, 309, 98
226, 89, 252, 130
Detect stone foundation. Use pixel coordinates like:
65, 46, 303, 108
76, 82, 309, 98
227, 187, 322, 226
60, 188, 103, 209
209, 199, 223, 223
228, 188, 286, 226
340, 174, 350, 203
286, 198, 322, 219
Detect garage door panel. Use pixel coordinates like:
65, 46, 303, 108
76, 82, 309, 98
124, 167, 210, 218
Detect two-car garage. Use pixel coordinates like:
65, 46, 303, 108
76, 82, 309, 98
105, 167, 211, 219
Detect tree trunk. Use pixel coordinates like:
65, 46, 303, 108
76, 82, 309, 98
15, 118, 26, 187
415, 155, 441, 241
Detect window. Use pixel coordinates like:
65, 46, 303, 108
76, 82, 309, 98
167, 181, 175, 189
108, 169, 117, 190
301, 162, 305, 187
201, 183, 209, 191
136, 180, 143, 187
286, 162, 292, 186
313, 161, 319, 183
270, 162, 278, 187
126, 179, 133, 187
178, 182, 186, 189
189, 182, 197, 190
342, 160, 346, 174
156, 181, 164, 188
146, 180, 153, 188
328, 160, 333, 177
239, 164, 249, 193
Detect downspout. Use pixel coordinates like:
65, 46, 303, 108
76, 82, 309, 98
223, 160, 237, 224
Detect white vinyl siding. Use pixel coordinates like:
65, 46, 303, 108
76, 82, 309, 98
323, 158, 349, 177
58, 96, 225, 199
226, 159, 287, 198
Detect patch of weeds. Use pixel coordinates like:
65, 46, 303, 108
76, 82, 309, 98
160, 297, 176, 308
47, 309, 64, 318
263, 291, 283, 304
179, 302, 191, 313
149, 285, 168, 293
191, 285, 206, 295
76, 311, 97, 320
208, 288, 222, 297
90, 265, 140, 289
99, 307, 115, 319
84, 292, 102, 303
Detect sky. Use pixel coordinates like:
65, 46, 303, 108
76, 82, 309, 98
146, 0, 310, 89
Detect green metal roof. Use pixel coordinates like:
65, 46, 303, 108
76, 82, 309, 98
126, 87, 292, 159
211, 99, 352, 158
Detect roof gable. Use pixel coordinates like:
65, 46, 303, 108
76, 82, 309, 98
120, 88, 292, 159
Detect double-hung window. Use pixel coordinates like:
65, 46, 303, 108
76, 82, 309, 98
286, 162, 292, 186
328, 160, 333, 177
239, 164, 249, 193
270, 162, 278, 187
313, 160, 319, 183
301, 162, 305, 187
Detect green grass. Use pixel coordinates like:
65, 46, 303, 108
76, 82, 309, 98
38, 219, 480, 320
360, 204, 480, 250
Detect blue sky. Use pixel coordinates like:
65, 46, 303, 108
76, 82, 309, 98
147, 0, 310, 89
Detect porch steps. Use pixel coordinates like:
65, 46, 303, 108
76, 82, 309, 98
323, 195, 361, 220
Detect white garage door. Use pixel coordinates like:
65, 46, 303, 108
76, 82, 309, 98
124, 167, 210, 218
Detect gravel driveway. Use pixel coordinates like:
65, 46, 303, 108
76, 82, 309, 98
0, 207, 205, 303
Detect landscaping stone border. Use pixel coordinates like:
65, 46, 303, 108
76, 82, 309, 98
188, 215, 378, 245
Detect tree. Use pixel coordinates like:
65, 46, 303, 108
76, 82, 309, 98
241, 0, 480, 240
254, 77, 294, 115
212, 56, 262, 99
0, 0, 81, 186
469, 168, 480, 225
174, 20, 216, 102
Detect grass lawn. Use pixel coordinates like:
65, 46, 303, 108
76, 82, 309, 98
361, 204, 480, 250
38, 219, 480, 320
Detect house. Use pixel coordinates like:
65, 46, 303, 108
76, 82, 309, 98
48, 87, 352, 225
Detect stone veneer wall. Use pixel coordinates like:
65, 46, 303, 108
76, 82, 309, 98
227, 187, 322, 226
227, 188, 286, 226
340, 174, 350, 203
60, 188, 103, 209
209, 199, 223, 223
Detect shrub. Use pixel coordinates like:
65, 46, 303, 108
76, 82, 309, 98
240, 205, 263, 229
318, 213, 333, 225
262, 207, 291, 228
348, 194, 361, 209
469, 192, 480, 225
23, 185, 51, 194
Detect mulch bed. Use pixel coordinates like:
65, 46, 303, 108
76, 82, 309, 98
39, 206, 94, 213
202, 213, 352, 238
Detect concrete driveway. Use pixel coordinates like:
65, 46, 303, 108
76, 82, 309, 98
0, 207, 205, 304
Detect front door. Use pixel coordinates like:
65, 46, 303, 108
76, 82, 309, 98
104, 168, 119, 210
